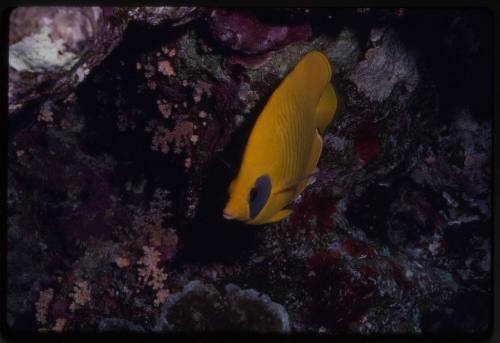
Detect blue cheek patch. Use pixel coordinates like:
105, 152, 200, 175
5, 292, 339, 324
249, 174, 271, 220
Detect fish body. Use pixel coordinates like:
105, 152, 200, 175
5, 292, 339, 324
223, 51, 337, 225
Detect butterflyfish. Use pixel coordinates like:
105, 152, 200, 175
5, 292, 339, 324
223, 51, 337, 225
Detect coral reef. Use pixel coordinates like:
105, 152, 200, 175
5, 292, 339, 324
153, 280, 290, 332
7, 6, 491, 337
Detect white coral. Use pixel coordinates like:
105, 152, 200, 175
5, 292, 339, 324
9, 26, 79, 73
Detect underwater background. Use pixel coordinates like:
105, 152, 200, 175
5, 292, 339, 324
6, 7, 492, 334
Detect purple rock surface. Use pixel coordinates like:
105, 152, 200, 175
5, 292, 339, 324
209, 8, 312, 54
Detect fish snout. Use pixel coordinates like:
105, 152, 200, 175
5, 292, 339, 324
223, 208, 235, 220
223, 194, 249, 222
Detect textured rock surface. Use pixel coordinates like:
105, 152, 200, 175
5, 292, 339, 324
8, 6, 200, 118
8, 7, 126, 116
348, 27, 419, 102
153, 280, 290, 332
125, 6, 199, 26
224, 283, 291, 332
7, 7, 491, 335
98, 318, 145, 332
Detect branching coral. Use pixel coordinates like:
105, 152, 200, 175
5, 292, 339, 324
69, 280, 91, 312
114, 256, 130, 268
130, 189, 173, 246
157, 99, 172, 119
192, 80, 212, 103
51, 318, 67, 332
137, 246, 170, 307
149, 121, 195, 154
158, 60, 176, 77
36, 289, 68, 332
37, 103, 54, 123
35, 288, 54, 325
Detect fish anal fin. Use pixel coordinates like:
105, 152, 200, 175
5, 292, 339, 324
295, 132, 323, 195
315, 82, 337, 134
264, 209, 293, 224
275, 167, 319, 195
308, 132, 323, 174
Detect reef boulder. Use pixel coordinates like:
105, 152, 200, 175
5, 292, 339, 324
154, 280, 290, 332
209, 8, 312, 54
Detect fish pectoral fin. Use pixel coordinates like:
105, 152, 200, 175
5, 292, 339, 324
264, 209, 293, 224
315, 82, 337, 134
274, 183, 297, 195
274, 168, 319, 195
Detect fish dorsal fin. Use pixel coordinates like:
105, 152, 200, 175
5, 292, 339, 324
315, 82, 337, 134
274, 168, 319, 195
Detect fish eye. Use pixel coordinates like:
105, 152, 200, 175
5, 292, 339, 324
249, 174, 271, 219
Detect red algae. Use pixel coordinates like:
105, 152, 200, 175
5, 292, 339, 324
291, 193, 337, 235
209, 9, 312, 54
340, 238, 377, 259
353, 124, 380, 166
306, 251, 377, 331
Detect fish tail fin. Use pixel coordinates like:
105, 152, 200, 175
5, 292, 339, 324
315, 82, 337, 134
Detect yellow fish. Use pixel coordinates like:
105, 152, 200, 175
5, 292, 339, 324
222, 51, 338, 225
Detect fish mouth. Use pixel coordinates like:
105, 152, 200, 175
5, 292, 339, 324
223, 209, 235, 220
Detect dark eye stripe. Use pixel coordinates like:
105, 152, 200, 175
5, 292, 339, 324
249, 174, 271, 219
